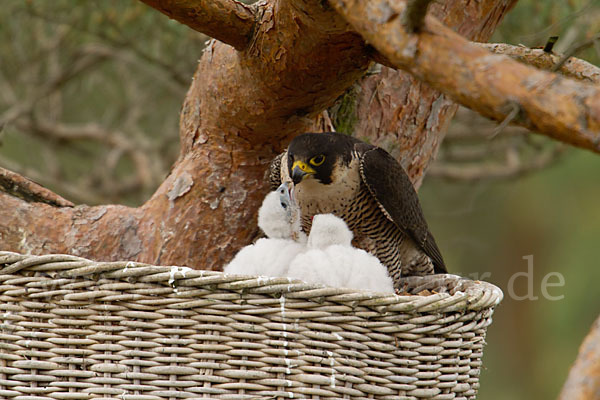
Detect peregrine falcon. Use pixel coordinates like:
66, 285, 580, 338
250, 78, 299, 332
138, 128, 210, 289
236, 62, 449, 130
269, 132, 446, 285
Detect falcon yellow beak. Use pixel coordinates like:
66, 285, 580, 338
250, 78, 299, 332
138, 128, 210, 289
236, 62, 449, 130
291, 160, 315, 184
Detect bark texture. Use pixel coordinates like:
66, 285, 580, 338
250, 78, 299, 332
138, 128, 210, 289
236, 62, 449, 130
559, 314, 600, 400
0, 167, 73, 208
0, 0, 516, 270
330, 0, 600, 153
351, 0, 517, 188
481, 43, 600, 85
136, 0, 256, 51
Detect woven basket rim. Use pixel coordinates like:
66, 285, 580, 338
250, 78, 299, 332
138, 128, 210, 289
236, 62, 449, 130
0, 251, 503, 313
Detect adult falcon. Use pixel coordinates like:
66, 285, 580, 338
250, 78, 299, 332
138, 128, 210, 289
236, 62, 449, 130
269, 132, 446, 284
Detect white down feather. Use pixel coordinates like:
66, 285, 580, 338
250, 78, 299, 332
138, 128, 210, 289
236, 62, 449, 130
288, 214, 394, 293
224, 189, 304, 277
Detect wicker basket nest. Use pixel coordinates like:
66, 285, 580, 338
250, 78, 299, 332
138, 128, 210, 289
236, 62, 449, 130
0, 251, 502, 400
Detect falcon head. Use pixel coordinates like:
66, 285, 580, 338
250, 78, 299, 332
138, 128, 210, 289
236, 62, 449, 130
286, 132, 355, 185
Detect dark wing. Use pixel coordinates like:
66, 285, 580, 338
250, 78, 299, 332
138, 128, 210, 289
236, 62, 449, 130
268, 152, 285, 190
357, 145, 447, 273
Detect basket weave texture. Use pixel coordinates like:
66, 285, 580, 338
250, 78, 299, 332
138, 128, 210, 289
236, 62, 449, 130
0, 251, 502, 400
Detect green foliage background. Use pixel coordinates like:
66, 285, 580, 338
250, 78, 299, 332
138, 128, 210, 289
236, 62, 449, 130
0, 0, 198, 204
1, 1, 599, 399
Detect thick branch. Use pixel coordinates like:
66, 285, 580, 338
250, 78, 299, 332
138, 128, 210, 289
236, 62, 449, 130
0, 0, 370, 266
559, 314, 600, 400
137, 0, 256, 51
329, 0, 600, 153
481, 43, 600, 85
350, 0, 517, 188
0, 0, 519, 270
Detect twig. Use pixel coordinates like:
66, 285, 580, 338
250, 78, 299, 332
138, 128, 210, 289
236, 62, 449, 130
429, 143, 565, 182
552, 33, 600, 72
0, 51, 109, 128
543, 36, 559, 53
0, 166, 74, 207
0, 155, 107, 206
433, 104, 567, 183
480, 43, 600, 85
26, 8, 192, 88
490, 101, 520, 138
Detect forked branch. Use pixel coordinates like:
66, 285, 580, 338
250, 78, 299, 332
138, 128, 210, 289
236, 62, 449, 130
329, 0, 600, 153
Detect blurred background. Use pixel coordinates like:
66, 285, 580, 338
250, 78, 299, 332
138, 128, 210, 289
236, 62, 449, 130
0, 1, 599, 399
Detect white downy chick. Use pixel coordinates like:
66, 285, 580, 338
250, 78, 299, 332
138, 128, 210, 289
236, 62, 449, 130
258, 183, 290, 239
288, 214, 394, 293
224, 237, 304, 277
257, 182, 305, 242
224, 184, 305, 277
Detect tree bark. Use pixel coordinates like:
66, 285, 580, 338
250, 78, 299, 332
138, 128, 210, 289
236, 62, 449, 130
0, 0, 517, 269
136, 0, 256, 51
559, 314, 600, 400
330, 0, 600, 153
481, 43, 600, 85
347, 0, 517, 187
0, 167, 73, 208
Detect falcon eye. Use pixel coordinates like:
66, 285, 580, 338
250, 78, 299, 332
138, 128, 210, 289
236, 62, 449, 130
309, 154, 325, 166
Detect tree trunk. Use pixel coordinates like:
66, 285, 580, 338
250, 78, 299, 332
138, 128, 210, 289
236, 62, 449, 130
0, 0, 516, 270
559, 314, 600, 400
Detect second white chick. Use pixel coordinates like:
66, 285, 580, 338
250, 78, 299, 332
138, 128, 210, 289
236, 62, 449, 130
288, 214, 394, 293
224, 185, 304, 278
